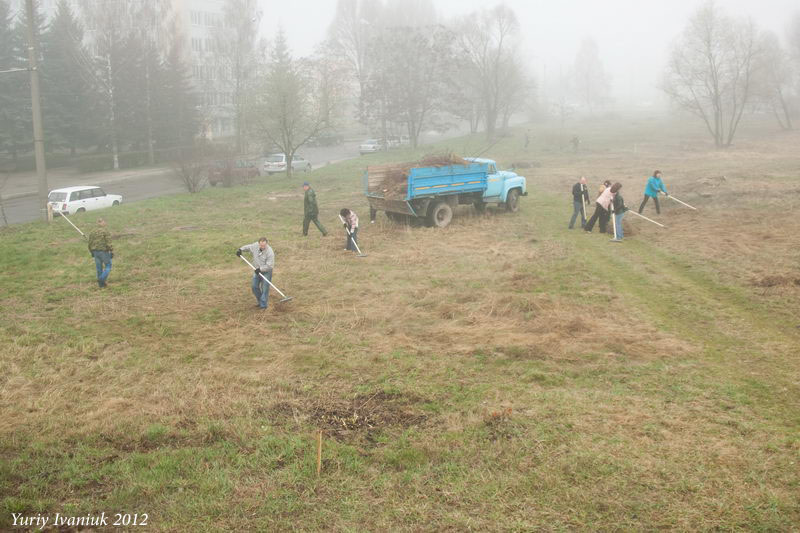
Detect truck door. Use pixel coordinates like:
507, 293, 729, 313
483, 162, 502, 199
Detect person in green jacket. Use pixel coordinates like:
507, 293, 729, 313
302, 182, 328, 236
87, 218, 113, 288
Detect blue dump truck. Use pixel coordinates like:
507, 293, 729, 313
364, 157, 527, 228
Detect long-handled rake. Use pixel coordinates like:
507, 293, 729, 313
61, 212, 86, 238
238, 255, 294, 303
339, 215, 367, 257
628, 209, 666, 228
610, 202, 618, 239
580, 183, 588, 221
665, 194, 697, 210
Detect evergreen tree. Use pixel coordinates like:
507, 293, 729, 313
155, 29, 199, 148
0, 0, 21, 159
40, 0, 100, 155
4, 1, 46, 161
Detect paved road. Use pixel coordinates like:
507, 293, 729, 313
1, 128, 479, 226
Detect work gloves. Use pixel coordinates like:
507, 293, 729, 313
255, 268, 262, 276
110, 252, 114, 259
236, 249, 242, 257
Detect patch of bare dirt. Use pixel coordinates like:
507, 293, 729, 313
267, 391, 428, 444
751, 275, 800, 288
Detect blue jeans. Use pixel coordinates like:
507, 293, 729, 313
613, 211, 626, 239
345, 227, 359, 251
569, 200, 586, 228
92, 250, 112, 286
252, 270, 272, 308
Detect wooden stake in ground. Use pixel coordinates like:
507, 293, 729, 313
316, 430, 322, 477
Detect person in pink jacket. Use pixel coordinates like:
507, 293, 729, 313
584, 180, 615, 234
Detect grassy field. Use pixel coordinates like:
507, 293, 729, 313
1, 115, 799, 530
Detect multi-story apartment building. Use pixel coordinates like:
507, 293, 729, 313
172, 0, 234, 138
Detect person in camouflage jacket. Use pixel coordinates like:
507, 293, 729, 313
87, 218, 113, 288
302, 182, 328, 237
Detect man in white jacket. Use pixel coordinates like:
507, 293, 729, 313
236, 237, 275, 309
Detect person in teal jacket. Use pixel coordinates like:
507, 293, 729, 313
638, 170, 668, 214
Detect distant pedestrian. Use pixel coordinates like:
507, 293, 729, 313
236, 237, 274, 309
569, 176, 590, 229
87, 218, 113, 288
585, 181, 615, 234
571, 136, 581, 153
638, 170, 668, 215
302, 182, 328, 236
609, 182, 628, 242
340, 208, 359, 251
524, 130, 530, 149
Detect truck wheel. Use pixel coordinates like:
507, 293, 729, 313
427, 201, 453, 228
505, 189, 520, 212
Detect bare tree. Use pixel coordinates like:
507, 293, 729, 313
172, 147, 209, 193
758, 32, 794, 130
662, 1, 767, 148
499, 56, 534, 131
310, 39, 350, 131
573, 38, 609, 114
215, 0, 262, 154
363, 25, 455, 148
327, 0, 383, 121
454, 4, 520, 140
251, 31, 334, 179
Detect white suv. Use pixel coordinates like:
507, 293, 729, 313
47, 186, 122, 216
261, 153, 312, 175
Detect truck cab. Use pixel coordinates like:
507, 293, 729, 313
464, 157, 527, 210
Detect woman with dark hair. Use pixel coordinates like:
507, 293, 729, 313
609, 182, 629, 242
638, 170, 668, 214
584, 180, 615, 234
340, 208, 359, 252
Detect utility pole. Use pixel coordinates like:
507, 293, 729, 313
24, 0, 48, 219
104, 54, 120, 170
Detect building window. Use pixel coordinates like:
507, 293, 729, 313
190, 11, 201, 26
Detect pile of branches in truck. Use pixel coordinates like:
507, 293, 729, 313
382, 152, 469, 198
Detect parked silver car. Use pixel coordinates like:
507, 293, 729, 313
260, 153, 312, 175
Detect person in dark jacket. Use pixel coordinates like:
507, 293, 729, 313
638, 170, 668, 214
609, 182, 629, 242
569, 176, 590, 229
302, 182, 328, 236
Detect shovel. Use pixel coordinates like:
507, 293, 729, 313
339, 215, 367, 257
238, 255, 294, 303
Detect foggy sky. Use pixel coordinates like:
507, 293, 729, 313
260, 0, 798, 106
